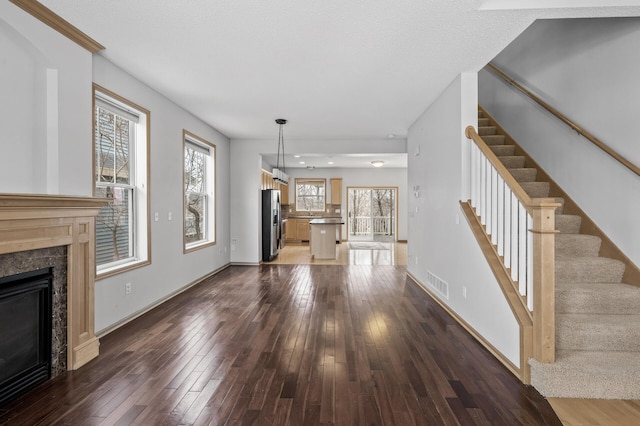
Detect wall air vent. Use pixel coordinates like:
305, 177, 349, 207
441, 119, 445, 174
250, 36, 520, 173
426, 270, 449, 300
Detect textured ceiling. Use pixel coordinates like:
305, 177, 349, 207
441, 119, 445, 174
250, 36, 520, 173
40, 0, 640, 140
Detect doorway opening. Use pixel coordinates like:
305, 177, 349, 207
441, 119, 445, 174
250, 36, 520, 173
347, 187, 397, 242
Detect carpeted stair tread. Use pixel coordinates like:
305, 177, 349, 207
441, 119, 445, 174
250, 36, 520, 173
556, 282, 640, 314
480, 108, 639, 400
530, 350, 640, 399
553, 197, 565, 215
556, 313, 640, 352
481, 135, 506, 145
555, 214, 581, 234
555, 234, 601, 257
556, 257, 625, 283
490, 145, 515, 156
478, 110, 484, 118
520, 181, 550, 198
508, 168, 537, 182
478, 126, 497, 136
498, 156, 525, 168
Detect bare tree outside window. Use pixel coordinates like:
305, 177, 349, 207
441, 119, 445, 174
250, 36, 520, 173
295, 179, 325, 211
95, 107, 133, 265
184, 145, 207, 243
348, 188, 370, 235
348, 187, 396, 240
183, 132, 215, 251
93, 86, 149, 275
372, 189, 393, 235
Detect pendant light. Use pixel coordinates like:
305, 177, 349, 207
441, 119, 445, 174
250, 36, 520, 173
272, 118, 289, 184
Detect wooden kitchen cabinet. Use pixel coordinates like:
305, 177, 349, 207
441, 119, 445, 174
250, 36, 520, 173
330, 178, 342, 205
281, 183, 289, 205
286, 219, 297, 241
285, 218, 311, 242
297, 219, 310, 241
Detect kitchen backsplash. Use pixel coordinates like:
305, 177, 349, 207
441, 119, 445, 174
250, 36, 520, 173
283, 204, 342, 219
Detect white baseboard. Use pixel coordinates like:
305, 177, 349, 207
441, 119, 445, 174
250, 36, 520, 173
406, 271, 520, 380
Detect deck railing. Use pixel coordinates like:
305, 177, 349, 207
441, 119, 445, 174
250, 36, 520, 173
466, 124, 559, 365
349, 216, 393, 236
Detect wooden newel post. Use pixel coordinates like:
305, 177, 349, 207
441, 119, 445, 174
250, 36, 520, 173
530, 198, 560, 363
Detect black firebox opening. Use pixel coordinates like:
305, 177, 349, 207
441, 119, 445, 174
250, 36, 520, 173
0, 267, 53, 407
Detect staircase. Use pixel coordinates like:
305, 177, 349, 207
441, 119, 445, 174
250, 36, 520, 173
478, 110, 640, 399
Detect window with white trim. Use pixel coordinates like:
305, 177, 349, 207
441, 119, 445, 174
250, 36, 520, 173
183, 130, 216, 251
295, 178, 326, 212
94, 86, 149, 275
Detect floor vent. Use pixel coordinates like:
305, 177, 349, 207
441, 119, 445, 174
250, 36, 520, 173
426, 270, 449, 300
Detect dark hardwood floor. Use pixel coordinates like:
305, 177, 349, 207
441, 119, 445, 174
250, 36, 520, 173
1, 265, 561, 425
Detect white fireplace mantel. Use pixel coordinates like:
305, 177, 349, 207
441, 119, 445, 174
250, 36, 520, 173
0, 193, 107, 369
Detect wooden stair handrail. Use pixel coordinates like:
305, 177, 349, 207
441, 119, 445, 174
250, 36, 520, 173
486, 63, 640, 177
465, 125, 536, 214
466, 123, 560, 368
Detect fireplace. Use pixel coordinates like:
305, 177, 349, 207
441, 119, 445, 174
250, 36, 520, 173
0, 268, 53, 407
0, 193, 105, 406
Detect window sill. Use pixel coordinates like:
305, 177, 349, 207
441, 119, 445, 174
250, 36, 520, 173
184, 240, 216, 254
96, 258, 151, 280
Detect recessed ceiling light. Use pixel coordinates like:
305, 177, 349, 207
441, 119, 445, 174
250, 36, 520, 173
387, 133, 396, 138
328, 161, 334, 165
371, 160, 384, 167
299, 161, 305, 164
294, 155, 300, 158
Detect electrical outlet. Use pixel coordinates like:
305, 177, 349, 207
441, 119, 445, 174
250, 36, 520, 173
231, 239, 237, 251
154, 212, 159, 222
415, 255, 419, 265
168, 212, 172, 221
219, 248, 223, 254
125, 282, 132, 295
462, 286, 467, 298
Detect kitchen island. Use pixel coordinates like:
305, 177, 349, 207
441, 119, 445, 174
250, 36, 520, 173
309, 218, 344, 259
285, 215, 342, 243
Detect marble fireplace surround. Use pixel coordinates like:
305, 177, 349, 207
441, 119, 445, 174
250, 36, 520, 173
0, 194, 106, 370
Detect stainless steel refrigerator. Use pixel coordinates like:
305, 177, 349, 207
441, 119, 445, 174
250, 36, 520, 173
261, 189, 281, 261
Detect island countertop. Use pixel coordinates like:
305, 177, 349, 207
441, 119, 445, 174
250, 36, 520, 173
309, 218, 344, 225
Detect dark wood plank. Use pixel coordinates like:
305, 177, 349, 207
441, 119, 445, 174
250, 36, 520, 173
0, 265, 561, 425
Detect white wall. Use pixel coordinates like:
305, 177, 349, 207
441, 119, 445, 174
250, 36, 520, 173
284, 167, 408, 241
479, 17, 640, 267
93, 56, 231, 332
0, 2, 93, 196
1, 2, 232, 333
407, 73, 521, 367
230, 138, 407, 263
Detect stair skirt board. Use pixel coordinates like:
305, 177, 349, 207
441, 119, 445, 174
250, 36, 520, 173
477, 107, 640, 399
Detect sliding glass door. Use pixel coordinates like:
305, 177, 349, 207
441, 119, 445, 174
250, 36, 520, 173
347, 187, 396, 242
